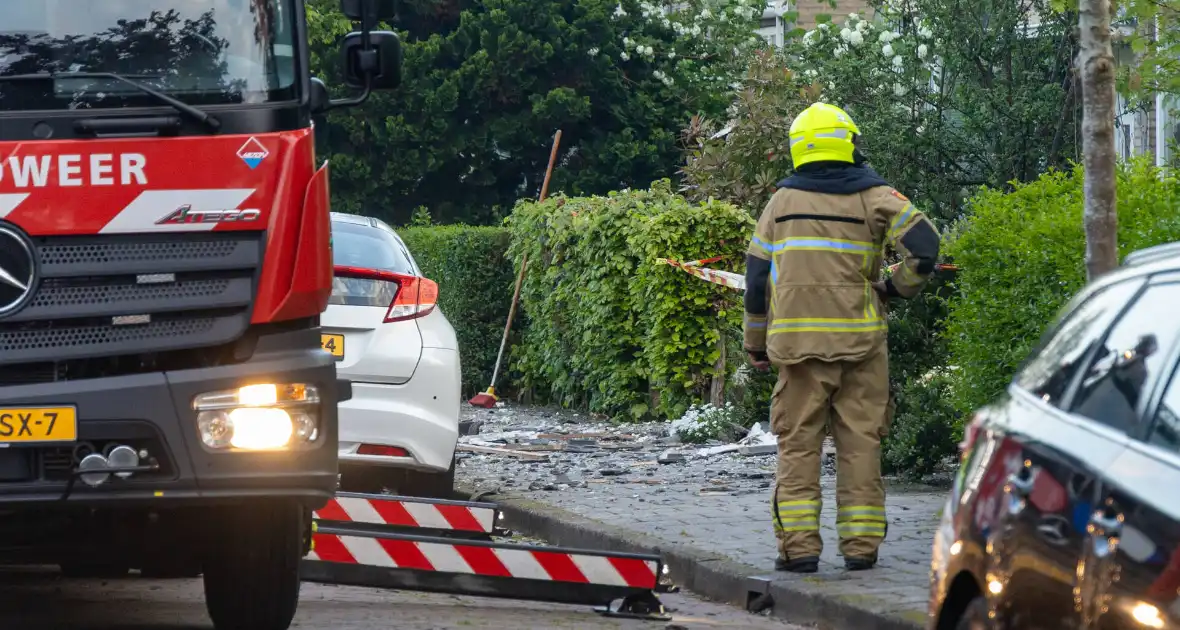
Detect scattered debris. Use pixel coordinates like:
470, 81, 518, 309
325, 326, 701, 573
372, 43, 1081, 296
456, 443, 550, 460
456, 403, 829, 500
739, 444, 777, 457
658, 451, 687, 465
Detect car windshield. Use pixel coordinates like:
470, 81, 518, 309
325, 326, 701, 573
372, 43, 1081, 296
0, 0, 298, 111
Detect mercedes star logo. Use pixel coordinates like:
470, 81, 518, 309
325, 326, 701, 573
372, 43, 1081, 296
0, 224, 37, 318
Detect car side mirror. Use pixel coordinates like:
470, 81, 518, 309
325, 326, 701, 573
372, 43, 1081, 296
341, 31, 402, 91
340, 0, 397, 21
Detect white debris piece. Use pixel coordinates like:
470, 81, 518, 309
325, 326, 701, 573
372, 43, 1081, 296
693, 444, 742, 458
738, 421, 775, 447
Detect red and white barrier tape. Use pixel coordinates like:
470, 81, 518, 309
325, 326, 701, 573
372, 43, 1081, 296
659, 257, 959, 293
314, 496, 496, 534
657, 257, 746, 291
309, 532, 659, 589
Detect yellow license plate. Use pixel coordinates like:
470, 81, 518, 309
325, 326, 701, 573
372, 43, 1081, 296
0, 407, 77, 443
321, 334, 345, 359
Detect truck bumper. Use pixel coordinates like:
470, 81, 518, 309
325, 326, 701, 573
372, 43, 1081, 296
0, 327, 342, 510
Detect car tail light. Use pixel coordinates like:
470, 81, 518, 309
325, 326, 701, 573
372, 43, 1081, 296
331, 266, 438, 323
357, 444, 409, 457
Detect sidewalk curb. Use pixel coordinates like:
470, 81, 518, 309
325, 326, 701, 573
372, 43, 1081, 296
459, 484, 925, 630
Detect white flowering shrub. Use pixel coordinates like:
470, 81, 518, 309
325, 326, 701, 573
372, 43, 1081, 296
669, 402, 740, 444
597, 0, 766, 97
793, 11, 937, 108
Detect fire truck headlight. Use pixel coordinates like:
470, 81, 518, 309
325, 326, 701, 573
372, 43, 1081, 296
193, 384, 320, 450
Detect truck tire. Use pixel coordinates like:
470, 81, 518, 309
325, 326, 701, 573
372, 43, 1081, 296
202, 500, 303, 630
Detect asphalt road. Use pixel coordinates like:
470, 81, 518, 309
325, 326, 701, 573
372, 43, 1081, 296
0, 568, 811, 630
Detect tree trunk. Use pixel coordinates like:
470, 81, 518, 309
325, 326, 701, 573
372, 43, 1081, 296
1079, 0, 1119, 281
709, 327, 726, 408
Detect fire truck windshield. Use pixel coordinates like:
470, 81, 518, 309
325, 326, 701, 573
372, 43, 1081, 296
0, 0, 299, 111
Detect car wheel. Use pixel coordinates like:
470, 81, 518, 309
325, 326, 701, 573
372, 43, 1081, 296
202, 500, 302, 630
392, 458, 456, 499
340, 458, 456, 498
956, 595, 997, 630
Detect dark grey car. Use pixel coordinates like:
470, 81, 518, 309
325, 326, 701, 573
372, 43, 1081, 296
928, 245, 1180, 629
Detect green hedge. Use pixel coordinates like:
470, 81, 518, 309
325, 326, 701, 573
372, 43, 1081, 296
507, 180, 753, 421
400, 226, 515, 396
880, 272, 958, 478
946, 158, 1180, 417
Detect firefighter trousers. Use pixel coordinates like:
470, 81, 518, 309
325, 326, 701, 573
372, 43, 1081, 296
770, 343, 889, 560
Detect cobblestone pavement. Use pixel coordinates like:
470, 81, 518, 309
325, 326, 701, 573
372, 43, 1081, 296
0, 568, 812, 629
457, 404, 951, 623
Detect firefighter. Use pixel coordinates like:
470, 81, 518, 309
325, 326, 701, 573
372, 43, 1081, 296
743, 102, 940, 573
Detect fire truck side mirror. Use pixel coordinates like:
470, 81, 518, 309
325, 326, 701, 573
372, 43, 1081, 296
341, 31, 403, 91
309, 78, 331, 114
340, 0, 397, 22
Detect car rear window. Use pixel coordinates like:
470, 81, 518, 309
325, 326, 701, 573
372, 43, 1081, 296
331, 221, 416, 275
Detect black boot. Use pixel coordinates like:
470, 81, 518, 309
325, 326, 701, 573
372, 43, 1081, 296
844, 554, 877, 571
775, 555, 819, 573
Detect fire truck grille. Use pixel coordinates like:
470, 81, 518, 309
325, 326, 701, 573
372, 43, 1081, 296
0, 233, 261, 366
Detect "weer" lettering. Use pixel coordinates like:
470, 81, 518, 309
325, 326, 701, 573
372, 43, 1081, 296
0, 154, 147, 188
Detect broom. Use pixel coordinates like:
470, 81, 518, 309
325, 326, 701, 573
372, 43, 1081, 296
469, 129, 563, 408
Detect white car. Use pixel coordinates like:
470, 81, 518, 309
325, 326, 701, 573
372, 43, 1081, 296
322, 212, 462, 497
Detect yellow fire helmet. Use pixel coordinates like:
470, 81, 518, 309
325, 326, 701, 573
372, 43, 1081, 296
788, 102, 861, 167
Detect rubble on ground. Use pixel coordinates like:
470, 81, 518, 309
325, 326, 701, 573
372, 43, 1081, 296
455, 403, 837, 497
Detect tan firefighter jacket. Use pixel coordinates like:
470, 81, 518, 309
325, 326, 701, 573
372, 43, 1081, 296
743, 171, 941, 366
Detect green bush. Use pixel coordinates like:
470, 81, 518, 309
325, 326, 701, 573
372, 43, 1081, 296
507, 180, 753, 421
879, 269, 960, 478
883, 369, 960, 478
945, 158, 1180, 416
400, 226, 515, 396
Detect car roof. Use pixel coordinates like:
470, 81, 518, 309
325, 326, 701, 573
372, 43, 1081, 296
330, 212, 403, 239
330, 211, 375, 227
1069, 241, 1180, 304
1122, 241, 1180, 268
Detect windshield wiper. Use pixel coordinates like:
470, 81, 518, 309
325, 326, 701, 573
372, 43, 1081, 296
0, 72, 221, 131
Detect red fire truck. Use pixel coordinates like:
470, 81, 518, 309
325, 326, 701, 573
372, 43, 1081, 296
0, 1, 400, 628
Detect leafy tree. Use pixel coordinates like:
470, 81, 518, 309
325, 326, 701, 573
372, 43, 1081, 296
682, 0, 1081, 224
306, 0, 763, 225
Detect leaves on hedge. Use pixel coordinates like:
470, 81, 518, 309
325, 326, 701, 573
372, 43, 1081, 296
400, 225, 515, 397
945, 158, 1180, 417
506, 180, 754, 421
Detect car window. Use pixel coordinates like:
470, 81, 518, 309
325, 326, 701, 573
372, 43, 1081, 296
1149, 368, 1180, 454
331, 221, 416, 275
1013, 280, 1142, 407
1070, 282, 1180, 435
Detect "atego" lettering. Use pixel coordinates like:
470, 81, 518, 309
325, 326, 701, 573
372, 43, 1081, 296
0, 154, 148, 188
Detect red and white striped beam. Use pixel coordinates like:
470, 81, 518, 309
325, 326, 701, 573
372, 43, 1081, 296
314, 494, 497, 534
309, 531, 659, 590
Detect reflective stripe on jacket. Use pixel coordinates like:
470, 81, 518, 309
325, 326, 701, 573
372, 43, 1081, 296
743, 184, 940, 365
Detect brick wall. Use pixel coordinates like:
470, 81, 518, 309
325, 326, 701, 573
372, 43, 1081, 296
790, 0, 874, 29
